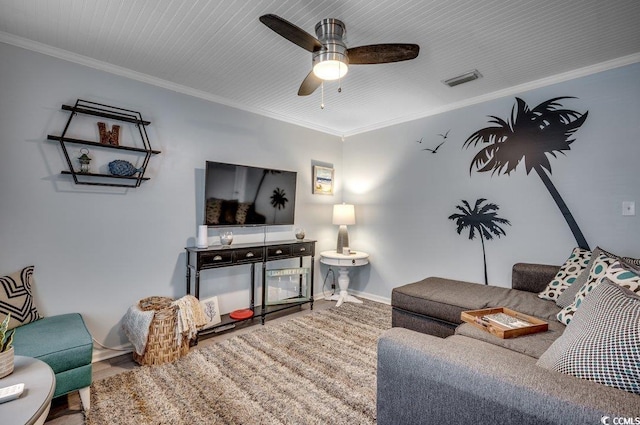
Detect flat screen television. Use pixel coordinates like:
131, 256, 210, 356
204, 161, 297, 227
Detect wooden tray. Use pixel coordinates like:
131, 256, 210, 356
461, 307, 548, 339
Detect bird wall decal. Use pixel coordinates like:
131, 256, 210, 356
422, 130, 450, 153
422, 141, 445, 153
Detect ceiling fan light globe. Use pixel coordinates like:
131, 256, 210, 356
313, 60, 349, 80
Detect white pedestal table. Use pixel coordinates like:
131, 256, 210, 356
320, 250, 370, 307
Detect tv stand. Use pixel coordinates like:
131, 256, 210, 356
185, 240, 315, 336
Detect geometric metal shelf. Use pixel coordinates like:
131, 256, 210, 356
49, 99, 160, 188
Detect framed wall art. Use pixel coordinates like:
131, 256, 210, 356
313, 165, 334, 195
199, 296, 222, 329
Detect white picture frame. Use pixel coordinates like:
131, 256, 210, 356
313, 165, 334, 195
200, 296, 222, 329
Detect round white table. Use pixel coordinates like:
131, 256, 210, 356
320, 250, 369, 306
0, 355, 55, 425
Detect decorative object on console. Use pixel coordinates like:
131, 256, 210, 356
108, 160, 142, 176
229, 309, 254, 320
97, 122, 120, 146
196, 225, 208, 248
77, 148, 91, 173
333, 203, 355, 254
199, 296, 221, 329
313, 165, 334, 195
295, 228, 305, 240
219, 231, 233, 246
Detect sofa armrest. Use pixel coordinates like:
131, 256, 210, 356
511, 263, 559, 293
377, 328, 638, 425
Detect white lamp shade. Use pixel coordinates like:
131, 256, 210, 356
333, 204, 355, 225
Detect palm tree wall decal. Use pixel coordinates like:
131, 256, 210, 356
270, 187, 289, 222
449, 199, 511, 285
463, 97, 590, 249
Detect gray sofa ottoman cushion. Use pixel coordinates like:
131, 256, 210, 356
455, 320, 566, 359
392, 277, 562, 326
377, 328, 640, 425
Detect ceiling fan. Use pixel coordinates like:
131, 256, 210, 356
259, 14, 420, 96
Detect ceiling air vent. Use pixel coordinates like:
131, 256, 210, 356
443, 69, 482, 87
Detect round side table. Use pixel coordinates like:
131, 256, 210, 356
320, 250, 369, 307
0, 355, 55, 425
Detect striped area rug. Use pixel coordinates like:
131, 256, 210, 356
87, 300, 391, 425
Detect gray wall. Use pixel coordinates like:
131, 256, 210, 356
343, 62, 640, 298
2, 40, 639, 360
0, 42, 342, 359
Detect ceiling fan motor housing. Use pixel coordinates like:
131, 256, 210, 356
313, 18, 349, 79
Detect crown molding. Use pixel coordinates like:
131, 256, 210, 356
2, 31, 638, 139
342, 53, 640, 137
0, 31, 343, 137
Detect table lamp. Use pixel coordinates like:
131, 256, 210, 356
333, 203, 355, 254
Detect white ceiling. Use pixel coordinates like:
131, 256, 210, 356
1, 0, 640, 137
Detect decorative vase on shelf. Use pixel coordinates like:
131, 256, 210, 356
295, 228, 305, 240
220, 231, 233, 246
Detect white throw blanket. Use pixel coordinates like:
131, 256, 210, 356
122, 304, 155, 356
172, 295, 207, 345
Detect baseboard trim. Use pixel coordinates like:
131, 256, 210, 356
92, 343, 133, 363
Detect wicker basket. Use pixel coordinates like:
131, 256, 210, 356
133, 296, 190, 366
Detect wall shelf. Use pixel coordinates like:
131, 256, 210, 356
49, 99, 160, 188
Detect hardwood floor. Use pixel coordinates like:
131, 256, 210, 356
44, 299, 335, 424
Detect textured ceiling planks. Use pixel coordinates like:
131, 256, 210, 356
0, 0, 639, 135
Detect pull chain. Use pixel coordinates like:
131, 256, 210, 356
338, 62, 342, 93
321, 82, 325, 109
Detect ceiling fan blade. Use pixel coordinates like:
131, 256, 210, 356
347, 44, 420, 64
259, 14, 322, 53
298, 71, 322, 96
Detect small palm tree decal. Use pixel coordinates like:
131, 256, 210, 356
270, 187, 288, 221
449, 199, 511, 285
463, 97, 589, 249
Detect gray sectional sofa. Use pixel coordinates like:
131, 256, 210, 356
377, 263, 640, 425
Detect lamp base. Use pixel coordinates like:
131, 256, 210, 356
336, 225, 349, 254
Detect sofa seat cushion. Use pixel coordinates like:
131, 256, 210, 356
455, 320, 566, 359
393, 277, 561, 326
13, 313, 92, 374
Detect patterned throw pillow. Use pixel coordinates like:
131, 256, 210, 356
556, 253, 618, 325
555, 246, 618, 308
0, 266, 41, 330
605, 260, 640, 292
538, 280, 640, 394
538, 247, 591, 301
